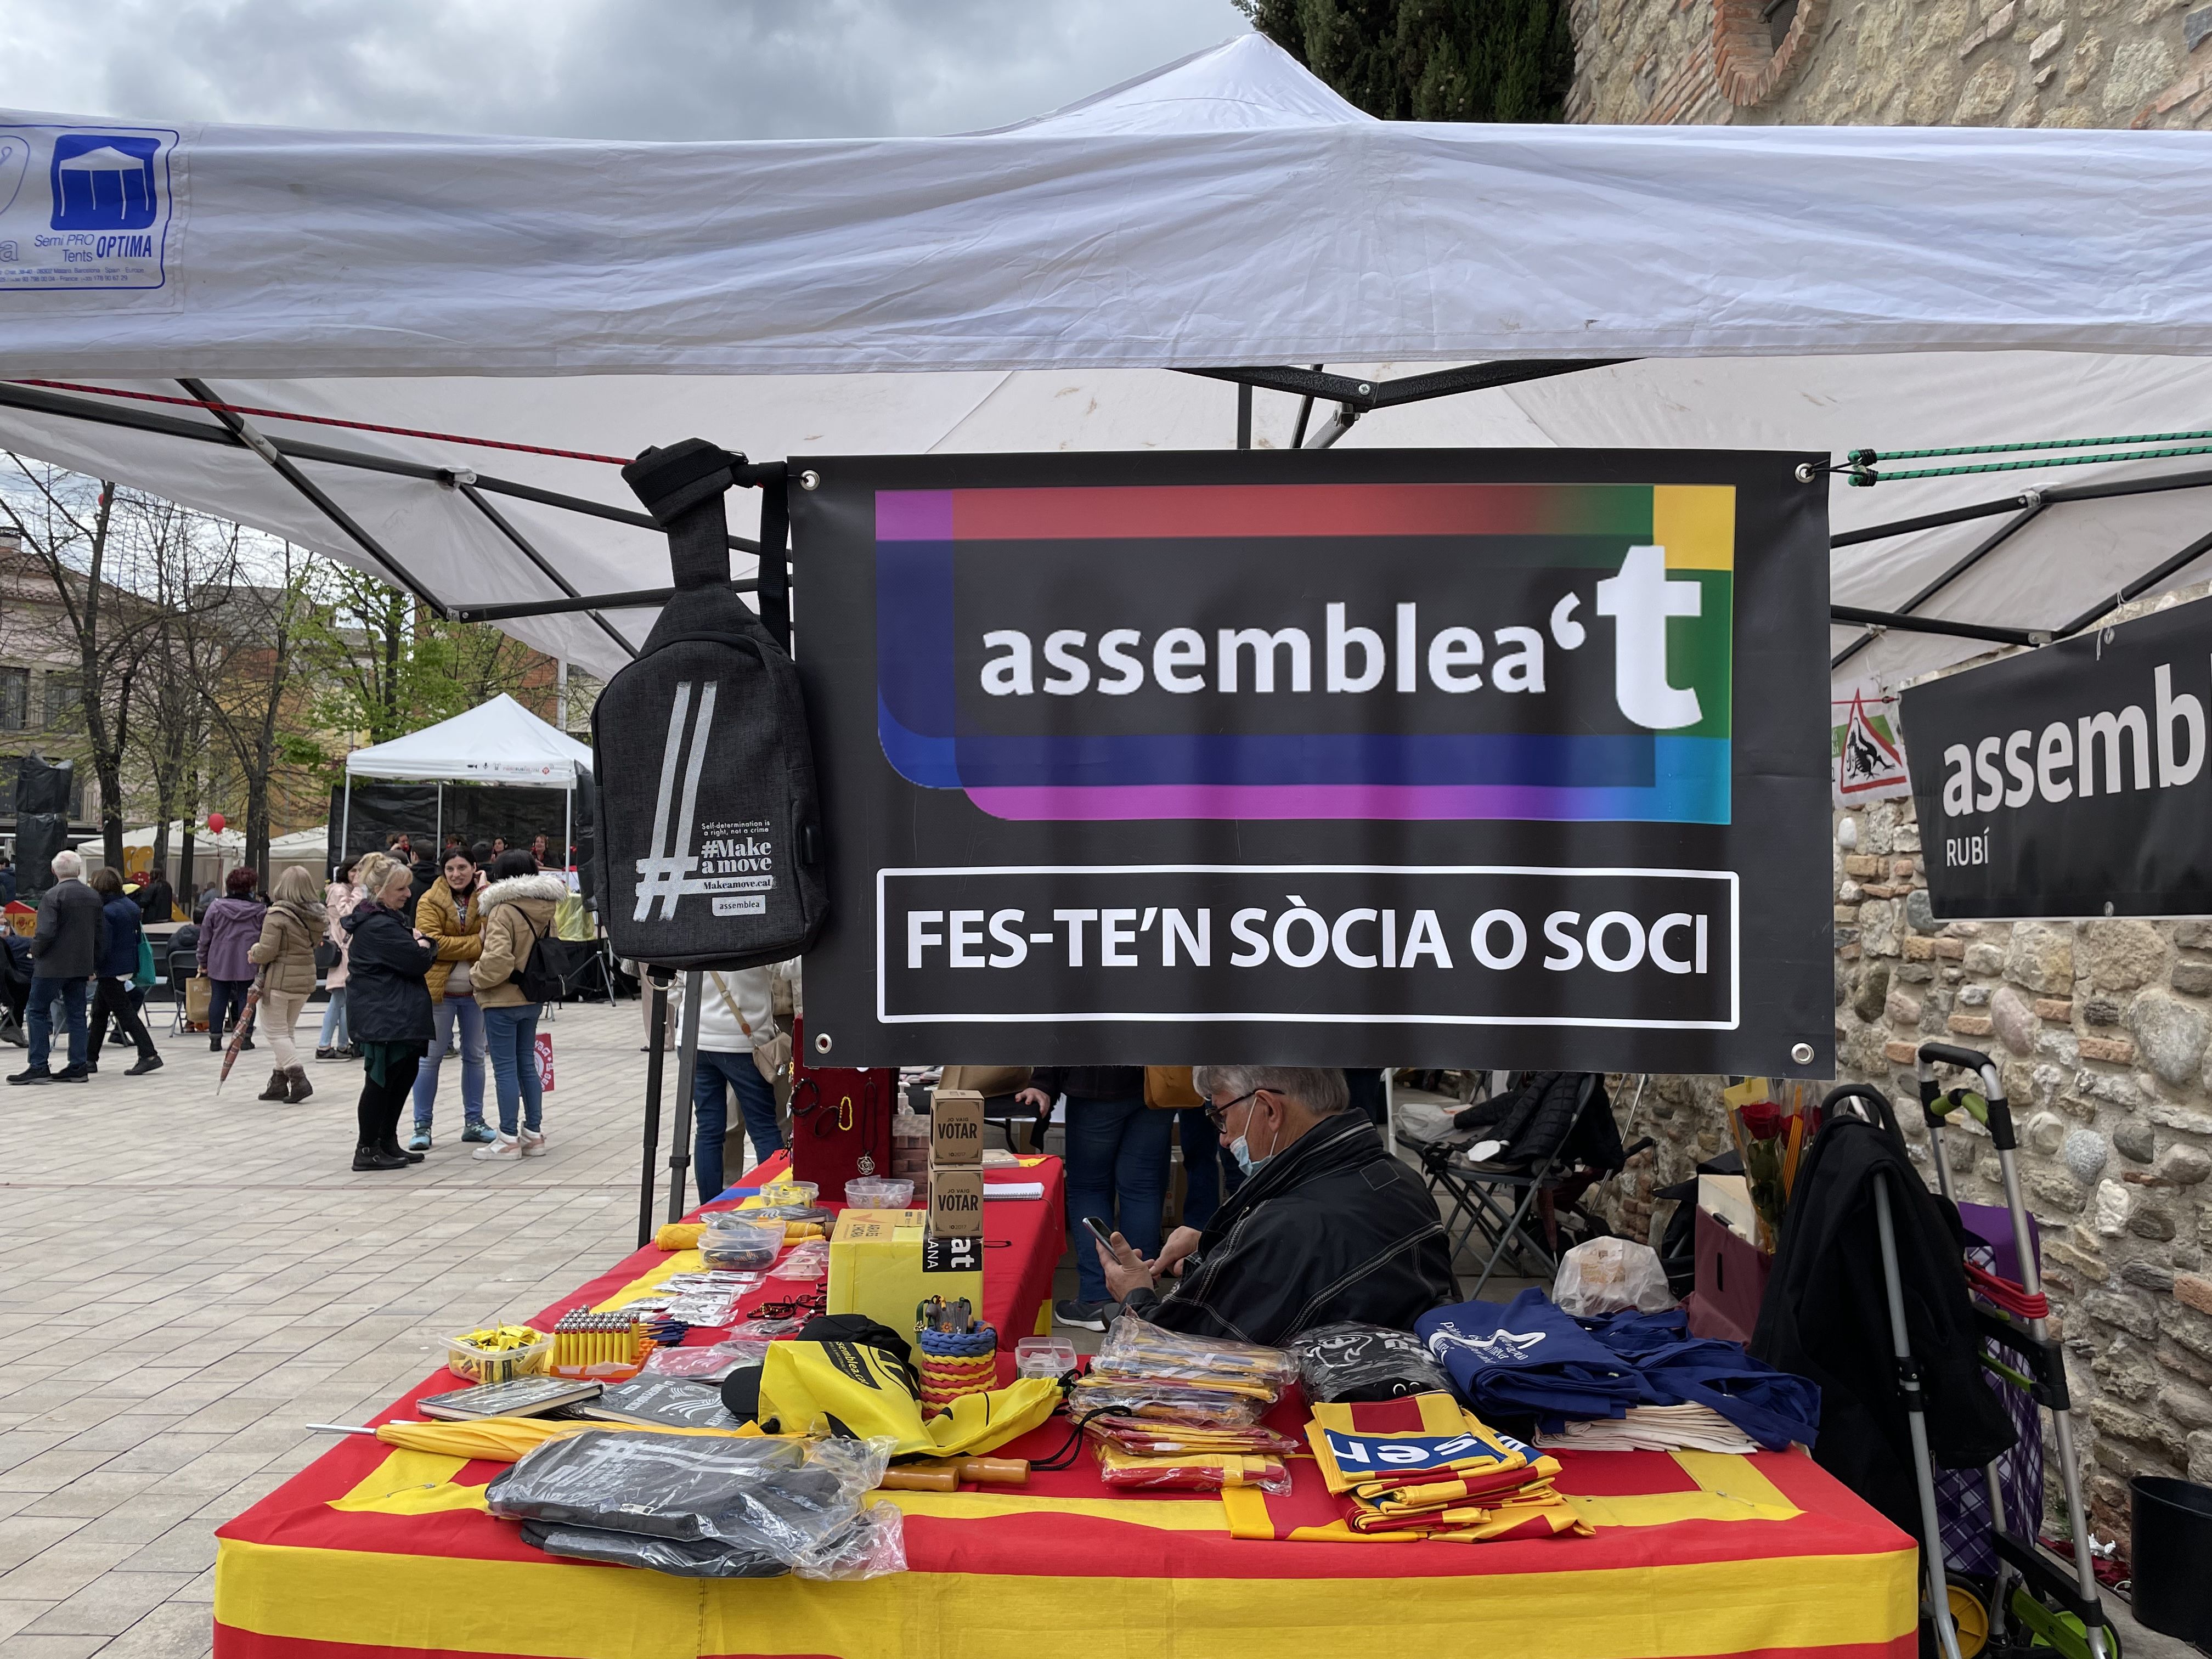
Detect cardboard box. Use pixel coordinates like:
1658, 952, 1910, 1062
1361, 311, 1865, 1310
929, 1088, 985, 1166
927, 1165, 985, 1239
828, 1207, 983, 1336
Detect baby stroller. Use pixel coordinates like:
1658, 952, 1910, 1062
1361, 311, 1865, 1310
1806, 1046, 2114, 1659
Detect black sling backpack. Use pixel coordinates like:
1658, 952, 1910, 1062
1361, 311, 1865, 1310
588, 441, 828, 970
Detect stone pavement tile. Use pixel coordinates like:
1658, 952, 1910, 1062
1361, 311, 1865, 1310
4, 1634, 108, 1658
0, 1431, 77, 1476
16, 1468, 167, 1519
171, 1565, 215, 1602
0, 1537, 121, 1600
0, 1597, 59, 1641
97, 1601, 215, 1659
23, 1568, 193, 1636
90, 1432, 230, 1476
112, 1519, 218, 1576
65, 1498, 207, 1554
0, 1515, 89, 1571
0, 1446, 119, 1494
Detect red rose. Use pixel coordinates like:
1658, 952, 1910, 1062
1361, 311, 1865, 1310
1737, 1100, 1786, 1142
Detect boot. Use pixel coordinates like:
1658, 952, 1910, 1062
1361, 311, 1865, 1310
285, 1065, 312, 1103
352, 1144, 409, 1171
256, 1068, 289, 1102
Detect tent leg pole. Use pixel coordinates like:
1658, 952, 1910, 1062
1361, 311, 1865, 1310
667, 970, 703, 1222
563, 787, 572, 873
340, 779, 352, 871
637, 971, 668, 1247
433, 783, 442, 857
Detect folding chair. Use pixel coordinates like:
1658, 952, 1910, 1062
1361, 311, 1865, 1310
167, 948, 204, 1037
1419, 1074, 1647, 1299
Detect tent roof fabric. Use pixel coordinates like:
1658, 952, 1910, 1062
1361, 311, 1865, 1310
342, 693, 591, 786
3, 36, 2212, 691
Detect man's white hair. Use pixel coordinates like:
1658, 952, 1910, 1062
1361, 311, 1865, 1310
1191, 1066, 1348, 1115
49, 849, 83, 881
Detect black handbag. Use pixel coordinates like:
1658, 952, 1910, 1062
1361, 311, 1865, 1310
589, 442, 828, 971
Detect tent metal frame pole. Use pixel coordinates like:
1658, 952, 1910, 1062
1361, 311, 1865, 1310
2055, 521, 2212, 637
1833, 462, 2212, 549
754, 473, 792, 652
175, 378, 449, 617
637, 970, 669, 1247
1831, 501, 2049, 669
433, 783, 442, 857
340, 776, 352, 872
1235, 383, 1252, 450
1829, 605, 2047, 648
453, 478, 639, 661
667, 970, 704, 1223
454, 580, 757, 624
1185, 358, 1630, 412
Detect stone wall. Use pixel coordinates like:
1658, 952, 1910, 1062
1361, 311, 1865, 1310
1567, 0, 2212, 130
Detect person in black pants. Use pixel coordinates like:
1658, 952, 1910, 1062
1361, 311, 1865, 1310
338, 853, 436, 1171
86, 868, 161, 1074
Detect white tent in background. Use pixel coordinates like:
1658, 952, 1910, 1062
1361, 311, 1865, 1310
3, 34, 2212, 692
339, 693, 591, 866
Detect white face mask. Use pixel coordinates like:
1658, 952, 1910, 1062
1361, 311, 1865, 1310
1228, 1105, 1279, 1177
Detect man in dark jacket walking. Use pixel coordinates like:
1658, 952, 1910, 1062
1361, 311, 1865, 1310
9, 849, 109, 1084
1097, 1066, 1457, 1346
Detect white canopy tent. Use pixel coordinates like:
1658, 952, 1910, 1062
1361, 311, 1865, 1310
0, 35, 2210, 694
340, 693, 592, 868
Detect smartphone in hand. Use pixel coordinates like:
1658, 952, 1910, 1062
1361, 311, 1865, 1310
1079, 1215, 1117, 1254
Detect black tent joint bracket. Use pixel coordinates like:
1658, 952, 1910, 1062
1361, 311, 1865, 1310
1185, 358, 1631, 416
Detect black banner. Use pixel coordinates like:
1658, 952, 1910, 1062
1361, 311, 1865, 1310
789, 449, 1830, 1071
1903, 594, 2212, 918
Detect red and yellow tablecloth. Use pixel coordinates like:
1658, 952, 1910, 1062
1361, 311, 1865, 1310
215, 1154, 1915, 1659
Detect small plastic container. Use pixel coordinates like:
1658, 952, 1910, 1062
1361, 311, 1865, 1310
697, 1214, 784, 1270
1015, 1336, 1079, 1379
844, 1177, 916, 1210
444, 1330, 554, 1385
757, 1178, 819, 1206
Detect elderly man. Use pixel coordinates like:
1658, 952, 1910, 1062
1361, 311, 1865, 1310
8, 850, 109, 1085
1094, 1065, 1456, 1345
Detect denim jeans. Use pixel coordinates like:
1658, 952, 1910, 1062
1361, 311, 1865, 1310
206, 977, 253, 1040
1172, 1107, 1245, 1233
27, 977, 87, 1073
411, 996, 486, 1127
1063, 1093, 1172, 1304
317, 986, 349, 1048
483, 1003, 543, 1136
692, 1049, 786, 1204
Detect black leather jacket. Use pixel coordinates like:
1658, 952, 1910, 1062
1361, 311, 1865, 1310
1124, 1112, 1456, 1345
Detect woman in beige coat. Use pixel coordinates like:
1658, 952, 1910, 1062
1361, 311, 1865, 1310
469, 851, 568, 1161
246, 866, 325, 1103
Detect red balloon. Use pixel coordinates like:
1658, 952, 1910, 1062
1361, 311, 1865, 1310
206, 812, 225, 834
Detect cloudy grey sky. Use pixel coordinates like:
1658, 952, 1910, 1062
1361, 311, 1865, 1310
3, 1, 1255, 138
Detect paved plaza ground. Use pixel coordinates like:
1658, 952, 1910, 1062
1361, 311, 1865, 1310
0, 997, 657, 1658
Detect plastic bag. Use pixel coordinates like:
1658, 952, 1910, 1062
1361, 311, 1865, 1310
1553, 1237, 1677, 1317
726, 1315, 804, 1339
643, 1339, 773, 1382
487, 1429, 893, 1573
1288, 1322, 1453, 1403
1094, 1444, 1292, 1494
698, 1215, 783, 1271
1084, 1414, 1304, 1459
1065, 1376, 1273, 1426
520, 1498, 905, 1580
1090, 1312, 1295, 1389
767, 1239, 830, 1280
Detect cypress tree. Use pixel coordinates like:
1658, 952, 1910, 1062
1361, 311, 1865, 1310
1236, 0, 1574, 123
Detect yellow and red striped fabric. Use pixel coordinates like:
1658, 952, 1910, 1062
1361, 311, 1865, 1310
214, 1155, 1915, 1659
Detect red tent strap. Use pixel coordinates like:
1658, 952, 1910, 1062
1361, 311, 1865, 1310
14, 380, 631, 466
1965, 1259, 2049, 1320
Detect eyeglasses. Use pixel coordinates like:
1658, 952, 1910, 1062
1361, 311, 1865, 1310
1204, 1088, 1262, 1131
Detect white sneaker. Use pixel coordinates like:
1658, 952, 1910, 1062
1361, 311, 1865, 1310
518, 1128, 547, 1158
472, 1133, 522, 1162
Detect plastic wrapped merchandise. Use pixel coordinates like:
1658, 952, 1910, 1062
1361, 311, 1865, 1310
1288, 1323, 1453, 1403
486, 1429, 896, 1577
1065, 1375, 1277, 1427
643, 1339, 772, 1383
697, 1215, 784, 1271
1089, 1313, 1296, 1390
521, 1499, 905, 1580
766, 1239, 831, 1280
1553, 1237, 1677, 1317
1094, 1444, 1291, 1494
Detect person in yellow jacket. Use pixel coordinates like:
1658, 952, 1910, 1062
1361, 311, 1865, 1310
407, 848, 487, 1152
469, 851, 567, 1163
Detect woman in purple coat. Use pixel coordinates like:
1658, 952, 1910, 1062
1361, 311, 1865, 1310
196, 867, 267, 1052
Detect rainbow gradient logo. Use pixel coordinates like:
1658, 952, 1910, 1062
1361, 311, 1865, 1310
874, 481, 1735, 823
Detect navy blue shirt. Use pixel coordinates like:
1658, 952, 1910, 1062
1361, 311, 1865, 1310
97, 895, 143, 980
